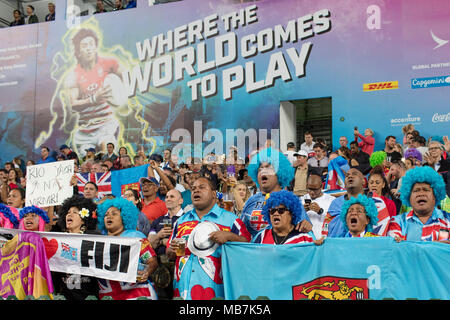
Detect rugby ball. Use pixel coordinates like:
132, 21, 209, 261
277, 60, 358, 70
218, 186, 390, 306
103, 73, 128, 107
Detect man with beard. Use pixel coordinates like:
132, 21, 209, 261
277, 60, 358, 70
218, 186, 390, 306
241, 147, 311, 238
387, 166, 449, 243
384, 135, 402, 167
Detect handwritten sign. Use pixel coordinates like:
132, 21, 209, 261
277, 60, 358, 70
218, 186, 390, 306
25, 160, 74, 207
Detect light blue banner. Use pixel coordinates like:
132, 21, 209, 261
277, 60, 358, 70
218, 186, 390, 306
110, 164, 149, 197
222, 238, 450, 300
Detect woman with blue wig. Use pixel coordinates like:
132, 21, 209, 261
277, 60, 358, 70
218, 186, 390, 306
339, 195, 379, 238
97, 197, 159, 299
387, 166, 449, 242
242, 148, 312, 238
252, 190, 320, 245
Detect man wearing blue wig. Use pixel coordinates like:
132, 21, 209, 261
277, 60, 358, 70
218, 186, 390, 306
242, 147, 311, 238
387, 166, 449, 243
339, 194, 379, 238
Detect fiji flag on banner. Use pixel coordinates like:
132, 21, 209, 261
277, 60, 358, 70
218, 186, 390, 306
110, 164, 149, 197
77, 172, 112, 199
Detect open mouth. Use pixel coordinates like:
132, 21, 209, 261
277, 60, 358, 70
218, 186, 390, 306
417, 198, 427, 205
193, 194, 201, 201
25, 220, 35, 228
260, 175, 269, 184
272, 216, 281, 224
350, 217, 358, 224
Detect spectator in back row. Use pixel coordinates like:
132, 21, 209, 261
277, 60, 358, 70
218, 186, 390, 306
37, 146, 56, 164
45, 2, 55, 21
307, 143, 329, 178
25, 5, 39, 24
349, 141, 371, 175
354, 127, 375, 155
94, 0, 108, 14
10, 10, 24, 27
300, 131, 315, 156
113, 0, 124, 10
59, 144, 79, 163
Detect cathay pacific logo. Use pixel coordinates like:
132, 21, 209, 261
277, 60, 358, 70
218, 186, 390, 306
411, 75, 450, 89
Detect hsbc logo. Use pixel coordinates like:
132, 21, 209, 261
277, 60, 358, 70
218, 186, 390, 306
363, 81, 399, 92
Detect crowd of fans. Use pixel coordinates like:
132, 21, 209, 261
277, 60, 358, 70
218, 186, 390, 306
7, 0, 260, 28
0, 122, 449, 300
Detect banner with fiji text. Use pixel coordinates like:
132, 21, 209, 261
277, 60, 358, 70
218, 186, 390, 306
0, 228, 141, 283
222, 238, 450, 300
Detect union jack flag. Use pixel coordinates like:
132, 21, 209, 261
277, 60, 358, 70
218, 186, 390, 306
371, 195, 391, 237
76, 172, 112, 199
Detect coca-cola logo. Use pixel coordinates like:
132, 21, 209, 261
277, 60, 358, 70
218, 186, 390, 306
432, 112, 450, 123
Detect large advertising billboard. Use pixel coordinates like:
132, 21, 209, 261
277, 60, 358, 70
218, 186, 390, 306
0, 0, 449, 164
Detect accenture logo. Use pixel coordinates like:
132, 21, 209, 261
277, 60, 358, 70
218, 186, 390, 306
411, 75, 450, 89
390, 114, 421, 127
432, 112, 450, 123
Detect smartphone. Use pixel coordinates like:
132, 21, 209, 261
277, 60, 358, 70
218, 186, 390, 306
354, 126, 358, 131
304, 199, 311, 204
438, 229, 449, 241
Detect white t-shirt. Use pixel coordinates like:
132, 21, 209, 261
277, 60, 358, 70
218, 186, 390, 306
300, 141, 315, 155
300, 192, 335, 239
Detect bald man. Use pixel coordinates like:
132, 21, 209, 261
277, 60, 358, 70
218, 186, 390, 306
300, 174, 335, 239
148, 189, 184, 252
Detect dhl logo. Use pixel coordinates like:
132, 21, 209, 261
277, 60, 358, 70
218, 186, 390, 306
363, 81, 399, 91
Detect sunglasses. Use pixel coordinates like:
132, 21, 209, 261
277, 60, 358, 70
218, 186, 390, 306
269, 207, 289, 215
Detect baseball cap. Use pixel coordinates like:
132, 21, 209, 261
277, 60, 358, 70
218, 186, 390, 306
59, 144, 70, 150
139, 176, 159, 187
85, 147, 96, 153
294, 150, 308, 157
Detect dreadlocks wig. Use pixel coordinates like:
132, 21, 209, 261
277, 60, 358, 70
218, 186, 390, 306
57, 195, 98, 232
399, 166, 446, 207
340, 194, 379, 232
261, 190, 306, 227
97, 197, 140, 234
19, 206, 50, 231
247, 147, 294, 189
0, 203, 19, 229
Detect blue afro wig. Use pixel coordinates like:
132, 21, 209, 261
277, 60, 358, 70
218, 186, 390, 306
399, 166, 446, 207
248, 147, 294, 189
261, 190, 306, 227
0, 203, 19, 228
340, 194, 379, 232
19, 205, 50, 223
97, 197, 140, 233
